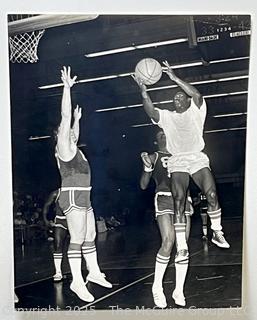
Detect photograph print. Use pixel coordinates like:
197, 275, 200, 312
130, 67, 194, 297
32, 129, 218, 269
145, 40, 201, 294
8, 14, 250, 311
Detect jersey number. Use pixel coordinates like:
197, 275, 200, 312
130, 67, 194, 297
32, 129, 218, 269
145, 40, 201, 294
160, 156, 169, 168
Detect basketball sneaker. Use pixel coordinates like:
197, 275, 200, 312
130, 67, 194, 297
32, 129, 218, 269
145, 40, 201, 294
70, 282, 94, 302
152, 286, 167, 308
86, 272, 112, 288
172, 290, 186, 307
211, 230, 230, 248
53, 272, 63, 282
175, 249, 189, 263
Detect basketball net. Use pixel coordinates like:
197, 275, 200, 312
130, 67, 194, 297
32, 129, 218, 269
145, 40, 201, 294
9, 29, 45, 63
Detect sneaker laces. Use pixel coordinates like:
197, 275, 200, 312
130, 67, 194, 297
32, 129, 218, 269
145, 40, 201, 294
215, 231, 225, 242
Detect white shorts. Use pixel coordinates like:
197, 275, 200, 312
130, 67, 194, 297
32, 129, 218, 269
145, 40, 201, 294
167, 151, 210, 176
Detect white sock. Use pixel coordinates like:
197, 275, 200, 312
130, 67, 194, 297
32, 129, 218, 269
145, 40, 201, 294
174, 257, 189, 296
153, 253, 170, 289
53, 252, 63, 274
207, 209, 222, 231
202, 226, 208, 236
67, 250, 84, 284
174, 223, 188, 250
82, 244, 101, 275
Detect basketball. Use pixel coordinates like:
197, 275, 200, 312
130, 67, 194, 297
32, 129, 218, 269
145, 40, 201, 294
135, 58, 163, 85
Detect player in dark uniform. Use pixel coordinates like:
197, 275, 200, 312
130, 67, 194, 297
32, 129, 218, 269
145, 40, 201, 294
199, 193, 208, 239
55, 66, 112, 302
140, 130, 193, 307
43, 189, 69, 282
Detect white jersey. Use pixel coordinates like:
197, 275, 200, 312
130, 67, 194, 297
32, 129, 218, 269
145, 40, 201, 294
153, 98, 207, 155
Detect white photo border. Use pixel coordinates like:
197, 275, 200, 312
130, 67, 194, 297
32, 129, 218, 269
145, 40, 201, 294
0, 1, 257, 319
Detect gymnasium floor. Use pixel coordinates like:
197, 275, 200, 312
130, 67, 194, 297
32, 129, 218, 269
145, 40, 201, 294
14, 216, 243, 311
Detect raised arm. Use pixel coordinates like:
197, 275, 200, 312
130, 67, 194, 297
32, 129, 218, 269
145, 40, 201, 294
71, 105, 82, 143
140, 152, 156, 190
132, 75, 160, 123
57, 66, 77, 158
163, 61, 203, 108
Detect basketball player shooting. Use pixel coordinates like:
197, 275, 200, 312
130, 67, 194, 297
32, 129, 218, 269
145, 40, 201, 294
133, 60, 230, 262
55, 66, 112, 302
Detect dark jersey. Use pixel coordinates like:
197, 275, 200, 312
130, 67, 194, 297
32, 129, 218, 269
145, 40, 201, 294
151, 151, 171, 193
56, 148, 91, 188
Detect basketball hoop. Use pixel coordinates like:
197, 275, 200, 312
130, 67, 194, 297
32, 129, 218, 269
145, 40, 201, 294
9, 29, 45, 63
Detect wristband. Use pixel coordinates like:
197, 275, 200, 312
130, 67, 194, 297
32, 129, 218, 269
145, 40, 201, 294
144, 165, 153, 172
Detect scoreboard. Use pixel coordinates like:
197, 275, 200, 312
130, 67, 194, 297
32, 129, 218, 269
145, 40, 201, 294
193, 15, 251, 43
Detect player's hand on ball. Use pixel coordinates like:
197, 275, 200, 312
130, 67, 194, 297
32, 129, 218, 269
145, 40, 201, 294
141, 152, 152, 168
131, 74, 147, 91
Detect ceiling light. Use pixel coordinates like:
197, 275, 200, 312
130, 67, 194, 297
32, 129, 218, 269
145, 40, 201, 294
39, 56, 249, 90
85, 38, 187, 58
204, 127, 246, 133
95, 91, 247, 112
131, 123, 154, 128
85, 46, 136, 57
213, 112, 247, 118
130, 124, 247, 132
204, 91, 248, 98
95, 100, 174, 112
28, 135, 51, 140
147, 75, 248, 92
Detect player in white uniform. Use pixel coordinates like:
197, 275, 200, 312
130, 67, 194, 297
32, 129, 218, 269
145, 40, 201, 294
133, 61, 229, 302
140, 130, 193, 307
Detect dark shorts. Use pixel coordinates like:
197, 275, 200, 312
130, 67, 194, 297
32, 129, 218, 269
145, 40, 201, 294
154, 192, 194, 217
54, 215, 68, 230
57, 187, 92, 215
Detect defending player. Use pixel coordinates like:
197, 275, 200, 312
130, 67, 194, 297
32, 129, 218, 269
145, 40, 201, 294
140, 130, 193, 307
43, 189, 69, 281
55, 66, 112, 302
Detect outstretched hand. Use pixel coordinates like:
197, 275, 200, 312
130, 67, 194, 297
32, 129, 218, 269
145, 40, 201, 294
61, 66, 77, 88
162, 60, 177, 81
73, 105, 82, 121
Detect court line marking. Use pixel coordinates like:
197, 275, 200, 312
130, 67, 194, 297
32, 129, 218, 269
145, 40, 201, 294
15, 276, 57, 289
15, 242, 240, 289
79, 248, 205, 310
14, 244, 219, 289
80, 272, 155, 310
